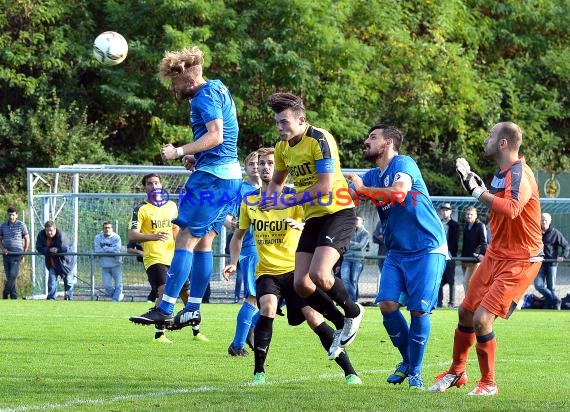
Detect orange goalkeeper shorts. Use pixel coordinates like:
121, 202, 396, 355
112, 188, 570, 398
462, 255, 542, 319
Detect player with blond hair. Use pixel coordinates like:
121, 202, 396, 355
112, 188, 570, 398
130, 46, 242, 331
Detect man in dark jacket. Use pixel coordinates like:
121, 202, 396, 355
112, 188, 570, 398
36, 221, 76, 300
534, 213, 569, 309
437, 203, 460, 307
460, 207, 487, 295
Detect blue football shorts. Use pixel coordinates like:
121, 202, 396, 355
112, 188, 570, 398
173, 170, 241, 238
375, 252, 446, 313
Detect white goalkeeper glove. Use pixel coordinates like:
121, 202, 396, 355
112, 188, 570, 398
456, 157, 487, 200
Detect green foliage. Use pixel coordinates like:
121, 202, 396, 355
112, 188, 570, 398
0, 91, 111, 193
1, 0, 569, 196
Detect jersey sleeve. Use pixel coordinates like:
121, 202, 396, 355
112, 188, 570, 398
196, 90, 223, 125
491, 168, 533, 218
311, 134, 335, 162
292, 205, 305, 221
394, 156, 419, 184
315, 158, 335, 173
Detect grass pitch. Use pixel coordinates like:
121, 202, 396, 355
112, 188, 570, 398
1, 301, 569, 411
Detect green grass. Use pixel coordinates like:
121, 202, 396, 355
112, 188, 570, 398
1, 301, 569, 411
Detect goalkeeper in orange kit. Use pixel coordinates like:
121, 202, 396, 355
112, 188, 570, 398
428, 122, 543, 396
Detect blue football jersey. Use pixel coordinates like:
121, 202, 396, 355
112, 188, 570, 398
189, 79, 239, 170
361, 155, 446, 256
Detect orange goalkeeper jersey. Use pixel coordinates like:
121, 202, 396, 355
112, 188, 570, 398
487, 156, 543, 260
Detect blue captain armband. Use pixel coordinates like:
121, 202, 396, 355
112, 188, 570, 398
316, 158, 335, 173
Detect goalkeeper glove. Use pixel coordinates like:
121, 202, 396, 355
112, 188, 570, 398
456, 157, 487, 200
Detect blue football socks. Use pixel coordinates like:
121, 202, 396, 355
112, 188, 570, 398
184, 250, 213, 313
408, 314, 431, 376
382, 310, 410, 365
232, 301, 257, 349
158, 249, 193, 314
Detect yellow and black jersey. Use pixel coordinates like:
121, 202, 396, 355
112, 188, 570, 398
274, 124, 354, 220
239, 194, 303, 277
129, 200, 178, 269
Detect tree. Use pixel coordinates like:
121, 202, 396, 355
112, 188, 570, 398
1, 0, 569, 198
0, 92, 111, 194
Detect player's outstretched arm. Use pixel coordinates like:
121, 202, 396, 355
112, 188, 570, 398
345, 172, 411, 203
222, 228, 245, 280
161, 119, 224, 160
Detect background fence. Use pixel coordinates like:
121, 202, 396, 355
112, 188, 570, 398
0, 165, 568, 302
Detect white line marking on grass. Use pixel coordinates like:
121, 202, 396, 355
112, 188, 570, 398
2, 359, 569, 411
0, 366, 419, 412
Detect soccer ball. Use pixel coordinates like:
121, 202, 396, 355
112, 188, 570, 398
93, 31, 128, 65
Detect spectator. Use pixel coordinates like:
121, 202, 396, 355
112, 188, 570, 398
94, 222, 123, 302
460, 207, 487, 294
534, 213, 569, 309
0, 207, 30, 299
437, 203, 460, 308
35, 221, 76, 300
372, 220, 387, 288
341, 216, 370, 302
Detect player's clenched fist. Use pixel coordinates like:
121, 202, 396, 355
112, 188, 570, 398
456, 157, 487, 200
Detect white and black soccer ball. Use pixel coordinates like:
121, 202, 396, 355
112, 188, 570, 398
93, 31, 128, 65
